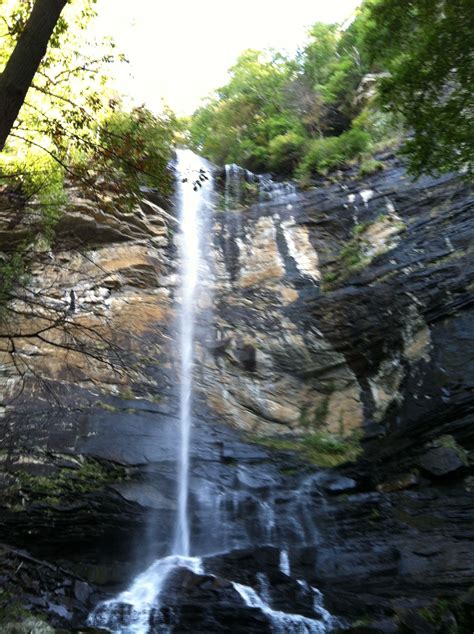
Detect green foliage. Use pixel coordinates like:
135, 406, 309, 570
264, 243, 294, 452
187, 7, 396, 180
322, 213, 407, 290
297, 137, 341, 179
353, 222, 370, 235
1, 618, 54, 633
249, 431, 362, 467
0, 590, 31, 625
337, 127, 372, 158
321, 270, 338, 286
358, 158, 385, 177
268, 132, 307, 175
188, 0, 471, 180
13, 458, 127, 504
188, 49, 303, 172
0, 0, 177, 209
0, 149, 65, 240
0, 0, 117, 156
313, 395, 330, 426
300, 19, 368, 121
340, 241, 365, 267
296, 128, 371, 179
0, 249, 28, 309
95, 106, 176, 207
301, 23, 339, 89
0, 3, 177, 315
0, 0, 114, 307
0, 149, 66, 309
189, 13, 382, 180
352, 105, 402, 145
361, 0, 474, 176
301, 432, 361, 467
321, 60, 362, 119
0, 587, 53, 631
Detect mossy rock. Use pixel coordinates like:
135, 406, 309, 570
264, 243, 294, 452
0, 619, 55, 634
247, 431, 362, 467
6, 457, 128, 510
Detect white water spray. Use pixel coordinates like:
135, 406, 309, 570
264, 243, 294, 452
90, 555, 203, 634
172, 148, 206, 556
233, 580, 328, 634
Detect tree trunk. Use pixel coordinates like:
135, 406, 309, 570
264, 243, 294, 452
0, 0, 68, 151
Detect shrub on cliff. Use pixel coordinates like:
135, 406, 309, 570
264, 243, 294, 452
188, 49, 303, 173
268, 132, 307, 175
296, 128, 371, 179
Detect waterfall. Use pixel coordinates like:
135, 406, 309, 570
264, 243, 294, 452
87, 149, 213, 632
224, 162, 297, 208
233, 582, 329, 634
172, 148, 205, 556
87, 152, 336, 633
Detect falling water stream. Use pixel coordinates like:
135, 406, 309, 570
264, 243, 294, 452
173, 149, 203, 557
88, 150, 335, 633
88, 149, 209, 633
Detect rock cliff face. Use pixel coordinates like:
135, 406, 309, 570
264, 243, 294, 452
0, 154, 473, 632
196, 158, 473, 446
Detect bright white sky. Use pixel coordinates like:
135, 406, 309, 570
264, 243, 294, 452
92, 0, 361, 115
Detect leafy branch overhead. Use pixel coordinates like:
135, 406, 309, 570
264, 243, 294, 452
362, 0, 474, 177
0, 0, 179, 392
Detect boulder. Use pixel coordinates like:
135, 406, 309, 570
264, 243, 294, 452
418, 446, 466, 477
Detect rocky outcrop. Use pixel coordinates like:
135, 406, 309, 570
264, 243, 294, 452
195, 155, 473, 449
0, 153, 473, 631
0, 542, 98, 630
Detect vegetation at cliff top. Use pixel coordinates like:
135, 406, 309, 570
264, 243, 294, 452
187, 0, 473, 181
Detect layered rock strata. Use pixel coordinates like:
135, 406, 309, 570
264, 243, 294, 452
0, 155, 472, 632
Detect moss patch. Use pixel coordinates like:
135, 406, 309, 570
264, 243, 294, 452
358, 159, 385, 177
248, 431, 362, 467
1, 620, 54, 634
321, 240, 370, 290
321, 215, 405, 291
0, 592, 54, 632
96, 400, 120, 412
299, 395, 331, 430
0, 591, 30, 624
8, 458, 127, 508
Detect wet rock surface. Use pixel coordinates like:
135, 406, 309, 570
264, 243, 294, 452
0, 542, 101, 630
0, 154, 473, 631
156, 566, 274, 633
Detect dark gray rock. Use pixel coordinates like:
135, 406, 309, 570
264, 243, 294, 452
319, 474, 358, 494
204, 546, 282, 588
418, 446, 466, 477
73, 580, 92, 604
340, 621, 398, 634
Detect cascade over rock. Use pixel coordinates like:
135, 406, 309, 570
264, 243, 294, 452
0, 151, 473, 632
